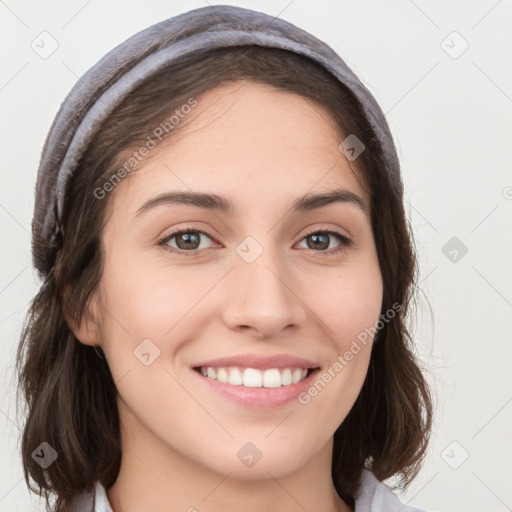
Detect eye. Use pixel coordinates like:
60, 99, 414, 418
296, 228, 352, 254
158, 229, 217, 255
158, 227, 352, 256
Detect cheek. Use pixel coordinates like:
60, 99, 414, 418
309, 262, 383, 347
99, 255, 209, 339
297, 262, 382, 416
96, 255, 232, 385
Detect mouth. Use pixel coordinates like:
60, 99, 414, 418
192, 365, 317, 388
191, 364, 321, 408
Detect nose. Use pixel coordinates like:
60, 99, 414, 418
221, 247, 306, 339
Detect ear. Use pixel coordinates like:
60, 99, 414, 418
63, 284, 103, 347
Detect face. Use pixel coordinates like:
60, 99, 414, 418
81, 81, 383, 481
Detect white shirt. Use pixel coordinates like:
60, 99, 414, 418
70, 469, 426, 512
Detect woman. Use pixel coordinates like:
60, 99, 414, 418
16, 5, 432, 511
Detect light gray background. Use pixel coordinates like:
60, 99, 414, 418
1, 1, 511, 511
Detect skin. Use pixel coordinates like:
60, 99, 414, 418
73, 81, 383, 512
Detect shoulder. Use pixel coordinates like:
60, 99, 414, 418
354, 469, 428, 512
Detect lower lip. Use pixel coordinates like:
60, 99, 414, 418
191, 368, 320, 408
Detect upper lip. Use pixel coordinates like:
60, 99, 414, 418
192, 353, 320, 371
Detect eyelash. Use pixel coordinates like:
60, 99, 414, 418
158, 226, 352, 257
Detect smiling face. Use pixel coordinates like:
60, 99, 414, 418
77, 80, 383, 484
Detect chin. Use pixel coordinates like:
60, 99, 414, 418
196, 437, 314, 481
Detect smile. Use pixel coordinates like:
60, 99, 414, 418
190, 353, 321, 407
195, 366, 312, 388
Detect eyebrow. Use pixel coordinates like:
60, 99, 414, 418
135, 188, 368, 217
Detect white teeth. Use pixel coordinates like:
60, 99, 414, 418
292, 368, 303, 384
243, 368, 262, 387
228, 367, 243, 386
198, 366, 312, 387
281, 368, 292, 385
217, 367, 228, 383
262, 369, 281, 388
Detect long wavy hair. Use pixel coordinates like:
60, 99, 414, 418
16, 44, 432, 511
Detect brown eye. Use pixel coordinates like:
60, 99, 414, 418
306, 233, 330, 250
298, 230, 351, 254
175, 231, 201, 250
160, 229, 215, 253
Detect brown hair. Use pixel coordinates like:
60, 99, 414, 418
16, 45, 432, 510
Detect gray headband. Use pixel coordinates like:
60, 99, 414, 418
32, 4, 402, 276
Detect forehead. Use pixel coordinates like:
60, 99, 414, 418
110, 80, 368, 217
